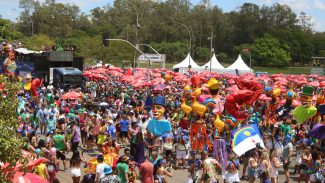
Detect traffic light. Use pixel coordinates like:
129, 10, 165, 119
102, 33, 109, 47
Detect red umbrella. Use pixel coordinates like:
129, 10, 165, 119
258, 94, 272, 101
13, 172, 48, 183
308, 81, 320, 87
62, 91, 83, 100
225, 85, 239, 92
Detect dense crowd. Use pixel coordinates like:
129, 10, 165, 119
6, 63, 325, 183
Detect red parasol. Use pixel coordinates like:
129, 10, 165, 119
13, 172, 48, 183
225, 85, 239, 92
308, 81, 320, 87
62, 91, 83, 100
258, 94, 272, 101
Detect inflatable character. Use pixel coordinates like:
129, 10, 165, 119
189, 96, 211, 151
225, 79, 263, 120
3, 51, 17, 77
147, 96, 172, 136
183, 85, 192, 99
30, 78, 43, 97
205, 78, 224, 114
265, 86, 281, 118
293, 86, 317, 123
276, 90, 295, 119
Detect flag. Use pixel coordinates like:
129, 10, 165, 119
232, 126, 265, 156
144, 95, 153, 112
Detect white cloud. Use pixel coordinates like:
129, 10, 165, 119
314, 0, 325, 10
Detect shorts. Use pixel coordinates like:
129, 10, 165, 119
88, 134, 94, 141
225, 172, 240, 183
176, 150, 189, 159
165, 150, 173, 157
283, 160, 291, 170
120, 131, 128, 138
71, 168, 81, 177
56, 150, 66, 161
243, 157, 249, 166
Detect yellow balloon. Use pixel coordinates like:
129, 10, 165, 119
192, 88, 201, 98
214, 114, 225, 132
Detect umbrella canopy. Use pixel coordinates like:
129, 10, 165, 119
280, 99, 301, 106
62, 91, 83, 100
258, 94, 272, 101
13, 172, 48, 183
309, 123, 325, 139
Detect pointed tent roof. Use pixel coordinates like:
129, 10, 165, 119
227, 54, 253, 71
201, 54, 224, 69
173, 53, 200, 69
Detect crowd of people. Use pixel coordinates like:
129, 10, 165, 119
5, 61, 325, 183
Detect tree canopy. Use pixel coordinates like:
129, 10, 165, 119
0, 0, 324, 66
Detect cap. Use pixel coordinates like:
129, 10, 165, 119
103, 165, 113, 175
206, 78, 221, 90
302, 86, 313, 96
153, 96, 166, 107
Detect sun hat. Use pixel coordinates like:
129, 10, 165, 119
103, 165, 113, 175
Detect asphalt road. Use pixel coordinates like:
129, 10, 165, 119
57, 147, 300, 183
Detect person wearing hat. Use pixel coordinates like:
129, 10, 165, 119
95, 154, 108, 183
98, 165, 121, 183
147, 96, 171, 136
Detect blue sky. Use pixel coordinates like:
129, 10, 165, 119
1, 0, 325, 32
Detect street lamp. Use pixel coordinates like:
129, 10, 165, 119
106, 39, 151, 81
138, 44, 165, 68
173, 20, 192, 73
207, 35, 214, 73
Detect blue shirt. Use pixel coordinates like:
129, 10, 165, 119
108, 125, 117, 140
119, 119, 130, 132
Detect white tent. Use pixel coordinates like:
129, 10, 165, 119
173, 53, 200, 73
201, 54, 225, 70
226, 54, 253, 74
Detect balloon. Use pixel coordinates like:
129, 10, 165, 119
293, 106, 317, 123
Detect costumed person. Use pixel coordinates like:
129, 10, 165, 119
189, 94, 211, 151
30, 78, 43, 97
293, 86, 317, 124
3, 50, 17, 77
24, 74, 32, 91
264, 86, 281, 121
179, 85, 192, 130
205, 78, 224, 115
147, 96, 172, 136
276, 90, 295, 119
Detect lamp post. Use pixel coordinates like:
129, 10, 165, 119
174, 20, 192, 73
138, 43, 164, 68
106, 39, 151, 81
207, 35, 214, 73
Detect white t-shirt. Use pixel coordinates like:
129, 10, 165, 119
96, 163, 108, 179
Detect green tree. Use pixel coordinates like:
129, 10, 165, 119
0, 77, 25, 182
25, 34, 54, 50
251, 33, 291, 66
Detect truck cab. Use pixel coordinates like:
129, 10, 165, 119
52, 67, 83, 89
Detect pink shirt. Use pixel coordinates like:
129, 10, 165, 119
140, 161, 154, 183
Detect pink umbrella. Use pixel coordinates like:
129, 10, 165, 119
225, 85, 239, 92
258, 94, 272, 101
308, 81, 320, 87
62, 91, 83, 100
13, 172, 48, 183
